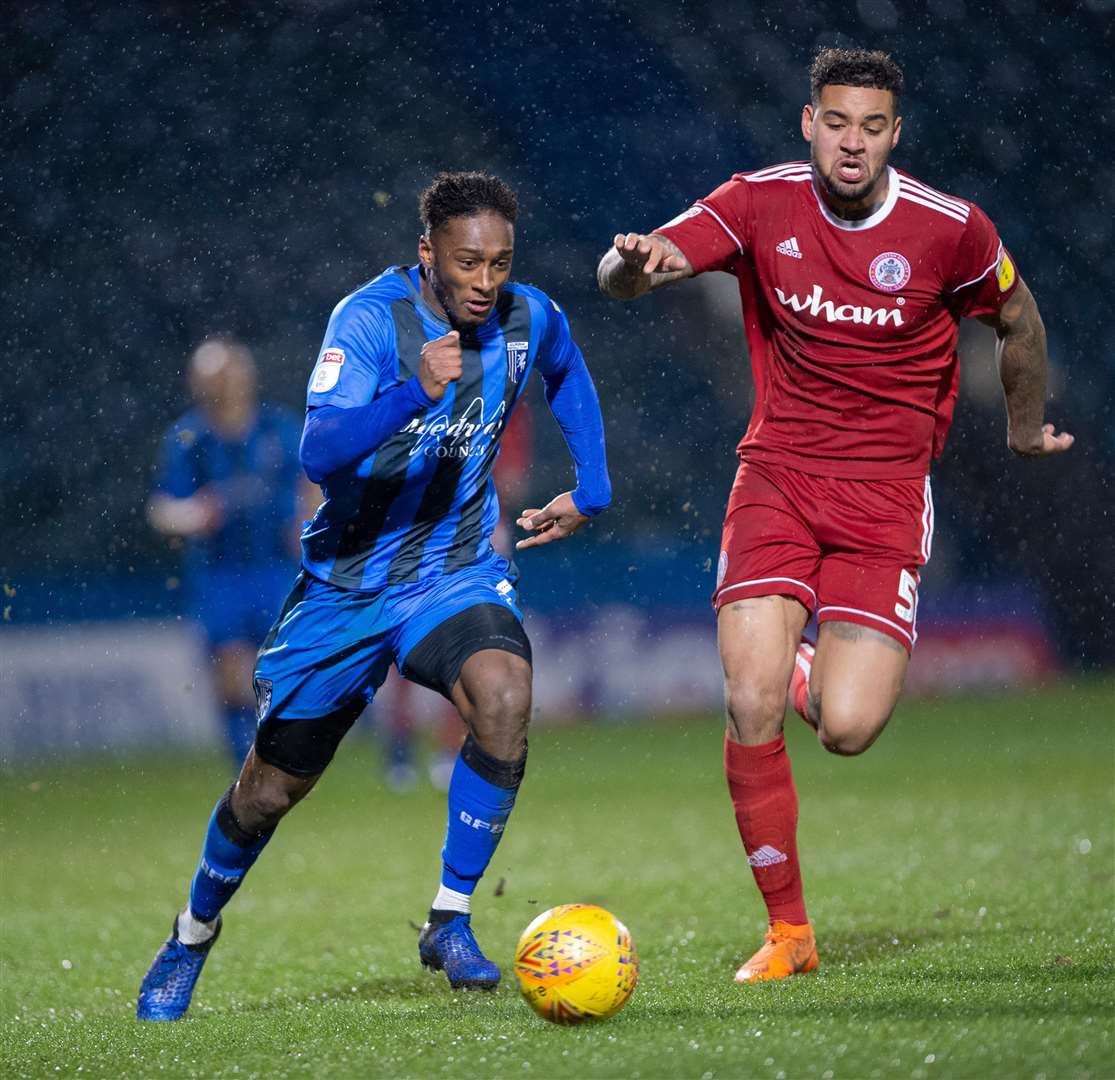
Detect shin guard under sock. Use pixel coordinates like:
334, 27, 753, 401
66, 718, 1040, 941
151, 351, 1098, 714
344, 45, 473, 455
437, 736, 526, 898
724, 733, 808, 925
188, 785, 273, 922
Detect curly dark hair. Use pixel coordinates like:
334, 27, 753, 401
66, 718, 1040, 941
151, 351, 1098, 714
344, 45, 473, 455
418, 171, 519, 234
810, 47, 904, 105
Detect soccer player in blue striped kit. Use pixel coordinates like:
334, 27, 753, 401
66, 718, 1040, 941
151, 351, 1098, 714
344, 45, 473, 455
137, 172, 612, 1018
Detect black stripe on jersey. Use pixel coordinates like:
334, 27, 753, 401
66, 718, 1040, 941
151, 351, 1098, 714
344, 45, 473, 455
326, 298, 428, 586
440, 293, 532, 574
383, 323, 490, 585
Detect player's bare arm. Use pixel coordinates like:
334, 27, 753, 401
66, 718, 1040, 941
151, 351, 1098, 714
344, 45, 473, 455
596, 233, 693, 300
978, 279, 1074, 457
514, 492, 590, 550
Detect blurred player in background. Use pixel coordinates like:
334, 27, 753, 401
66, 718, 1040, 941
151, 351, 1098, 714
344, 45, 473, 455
379, 398, 535, 792
148, 338, 316, 764
137, 171, 611, 1019
599, 47, 1072, 984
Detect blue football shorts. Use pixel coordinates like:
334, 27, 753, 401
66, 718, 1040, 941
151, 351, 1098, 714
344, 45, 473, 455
253, 550, 527, 724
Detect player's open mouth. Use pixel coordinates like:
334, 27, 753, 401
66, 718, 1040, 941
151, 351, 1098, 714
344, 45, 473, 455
836, 160, 865, 182
464, 300, 492, 316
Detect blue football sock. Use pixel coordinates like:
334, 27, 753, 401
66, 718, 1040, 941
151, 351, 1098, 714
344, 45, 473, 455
188, 787, 273, 922
224, 706, 256, 765
439, 736, 526, 897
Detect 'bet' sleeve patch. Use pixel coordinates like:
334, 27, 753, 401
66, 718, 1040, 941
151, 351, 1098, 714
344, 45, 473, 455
310, 348, 345, 393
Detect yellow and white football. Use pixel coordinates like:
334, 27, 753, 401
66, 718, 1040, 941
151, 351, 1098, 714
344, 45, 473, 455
514, 903, 638, 1025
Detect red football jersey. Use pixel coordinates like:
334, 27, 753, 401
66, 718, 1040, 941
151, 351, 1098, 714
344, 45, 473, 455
655, 161, 1019, 479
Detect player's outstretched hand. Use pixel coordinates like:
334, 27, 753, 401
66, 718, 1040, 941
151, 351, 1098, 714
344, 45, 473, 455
515, 492, 590, 550
1009, 422, 1075, 457
419, 331, 463, 401
612, 233, 689, 276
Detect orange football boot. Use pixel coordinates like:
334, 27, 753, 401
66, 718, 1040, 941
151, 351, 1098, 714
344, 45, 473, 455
734, 921, 819, 983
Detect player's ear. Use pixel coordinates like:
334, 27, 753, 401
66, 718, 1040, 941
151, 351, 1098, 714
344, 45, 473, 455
801, 103, 815, 143
891, 114, 902, 150
418, 232, 433, 269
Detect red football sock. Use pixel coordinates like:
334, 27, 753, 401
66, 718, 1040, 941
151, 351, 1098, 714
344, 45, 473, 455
724, 732, 808, 926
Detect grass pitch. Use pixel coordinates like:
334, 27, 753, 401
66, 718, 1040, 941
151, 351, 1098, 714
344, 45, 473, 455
2, 680, 1113, 1079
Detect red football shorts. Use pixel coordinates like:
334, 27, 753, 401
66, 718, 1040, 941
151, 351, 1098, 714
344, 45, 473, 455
713, 459, 935, 652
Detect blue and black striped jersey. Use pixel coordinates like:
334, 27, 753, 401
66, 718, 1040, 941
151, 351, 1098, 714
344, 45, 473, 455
299, 265, 609, 591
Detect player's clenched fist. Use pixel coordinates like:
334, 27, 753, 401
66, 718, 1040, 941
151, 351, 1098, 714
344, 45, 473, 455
418, 331, 463, 401
612, 232, 689, 276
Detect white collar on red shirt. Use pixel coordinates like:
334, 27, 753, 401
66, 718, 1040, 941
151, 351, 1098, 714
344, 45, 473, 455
811, 166, 900, 231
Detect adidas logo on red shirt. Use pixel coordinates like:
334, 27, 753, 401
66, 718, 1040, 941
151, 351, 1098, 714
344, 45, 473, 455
776, 236, 803, 259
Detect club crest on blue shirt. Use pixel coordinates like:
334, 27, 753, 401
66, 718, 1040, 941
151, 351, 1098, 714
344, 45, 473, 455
253, 677, 273, 723
506, 341, 528, 383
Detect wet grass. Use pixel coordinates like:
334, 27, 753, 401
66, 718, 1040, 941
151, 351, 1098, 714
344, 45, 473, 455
2, 679, 1113, 1078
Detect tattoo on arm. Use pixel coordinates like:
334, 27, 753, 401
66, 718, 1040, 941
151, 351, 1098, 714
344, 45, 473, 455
645, 236, 691, 287
988, 282, 1049, 453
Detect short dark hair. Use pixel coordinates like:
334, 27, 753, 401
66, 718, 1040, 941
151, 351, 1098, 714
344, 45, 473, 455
418, 171, 519, 234
810, 47, 904, 106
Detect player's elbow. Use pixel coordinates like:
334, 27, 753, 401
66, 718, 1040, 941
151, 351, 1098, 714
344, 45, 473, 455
299, 443, 328, 486
299, 415, 333, 485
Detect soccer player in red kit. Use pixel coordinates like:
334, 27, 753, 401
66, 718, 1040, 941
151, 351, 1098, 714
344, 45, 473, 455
598, 47, 1073, 983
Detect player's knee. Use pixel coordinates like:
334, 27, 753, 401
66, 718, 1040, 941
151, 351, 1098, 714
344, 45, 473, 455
234, 776, 304, 830
724, 677, 785, 740
816, 703, 890, 757
468, 681, 531, 760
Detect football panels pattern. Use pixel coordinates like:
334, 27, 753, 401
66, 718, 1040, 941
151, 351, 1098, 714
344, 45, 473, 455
514, 904, 638, 1024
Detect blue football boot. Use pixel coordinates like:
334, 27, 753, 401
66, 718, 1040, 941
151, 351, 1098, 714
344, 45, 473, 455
418, 913, 500, 989
136, 914, 222, 1021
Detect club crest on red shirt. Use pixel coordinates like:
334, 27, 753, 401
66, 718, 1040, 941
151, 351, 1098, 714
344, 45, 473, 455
868, 252, 911, 293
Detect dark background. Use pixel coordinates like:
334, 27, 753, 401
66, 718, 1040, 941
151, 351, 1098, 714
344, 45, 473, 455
3, 0, 1112, 666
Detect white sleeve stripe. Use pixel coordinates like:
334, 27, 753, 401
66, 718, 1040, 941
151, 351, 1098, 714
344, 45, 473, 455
695, 200, 744, 254
745, 173, 811, 184
951, 243, 1003, 293
744, 161, 810, 179
899, 183, 970, 218
898, 191, 969, 225
744, 164, 812, 182
900, 176, 969, 214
